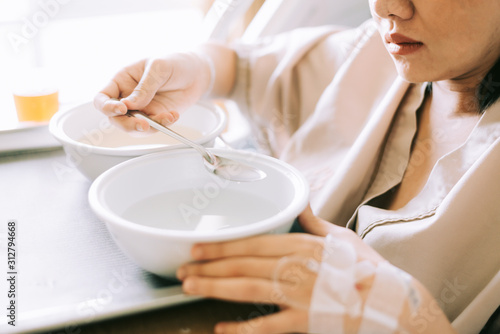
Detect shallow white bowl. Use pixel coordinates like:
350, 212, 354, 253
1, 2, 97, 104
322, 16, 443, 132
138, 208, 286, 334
88, 149, 309, 278
49, 101, 226, 180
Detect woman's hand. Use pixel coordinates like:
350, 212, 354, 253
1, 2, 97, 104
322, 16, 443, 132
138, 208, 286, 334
176, 206, 386, 334
93, 52, 212, 133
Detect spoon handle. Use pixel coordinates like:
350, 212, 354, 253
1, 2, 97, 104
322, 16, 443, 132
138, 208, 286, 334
127, 111, 216, 164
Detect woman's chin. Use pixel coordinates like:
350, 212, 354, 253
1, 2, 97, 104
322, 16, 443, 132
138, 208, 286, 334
398, 73, 429, 84
394, 64, 436, 84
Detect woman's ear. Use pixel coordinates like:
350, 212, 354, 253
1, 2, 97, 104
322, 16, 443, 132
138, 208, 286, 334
297, 204, 334, 237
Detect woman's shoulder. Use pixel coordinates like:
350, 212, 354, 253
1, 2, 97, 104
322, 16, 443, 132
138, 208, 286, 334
308, 19, 380, 58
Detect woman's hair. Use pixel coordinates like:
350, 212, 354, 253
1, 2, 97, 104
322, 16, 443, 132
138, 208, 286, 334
478, 57, 500, 113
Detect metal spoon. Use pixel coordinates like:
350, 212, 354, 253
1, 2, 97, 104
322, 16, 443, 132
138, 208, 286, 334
127, 111, 266, 182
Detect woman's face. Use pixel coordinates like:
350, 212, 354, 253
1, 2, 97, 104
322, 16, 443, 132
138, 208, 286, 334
370, 0, 500, 83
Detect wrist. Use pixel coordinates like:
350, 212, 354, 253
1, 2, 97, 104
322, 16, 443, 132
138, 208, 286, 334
198, 53, 216, 99
195, 43, 237, 98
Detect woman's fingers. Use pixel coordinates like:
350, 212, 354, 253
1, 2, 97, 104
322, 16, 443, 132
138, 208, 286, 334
137, 98, 180, 127
182, 276, 313, 309
178, 255, 318, 285
298, 205, 335, 237
214, 309, 308, 334
108, 114, 151, 133
121, 58, 171, 110
94, 83, 128, 117
177, 257, 279, 281
298, 206, 378, 262
191, 233, 323, 261
183, 277, 277, 304
94, 91, 179, 134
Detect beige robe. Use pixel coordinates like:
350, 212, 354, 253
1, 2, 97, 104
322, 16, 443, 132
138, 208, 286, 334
229, 19, 500, 332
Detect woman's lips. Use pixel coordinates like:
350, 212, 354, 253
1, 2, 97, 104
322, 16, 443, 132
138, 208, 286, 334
385, 33, 423, 56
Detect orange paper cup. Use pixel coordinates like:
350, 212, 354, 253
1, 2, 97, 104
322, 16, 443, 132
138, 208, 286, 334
12, 68, 59, 123
14, 90, 59, 123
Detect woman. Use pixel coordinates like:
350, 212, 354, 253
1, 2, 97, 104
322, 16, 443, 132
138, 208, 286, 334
94, 0, 500, 332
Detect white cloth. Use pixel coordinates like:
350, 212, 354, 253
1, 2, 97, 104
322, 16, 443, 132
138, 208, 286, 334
229, 19, 500, 331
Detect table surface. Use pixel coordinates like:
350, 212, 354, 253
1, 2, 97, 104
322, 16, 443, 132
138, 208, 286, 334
53, 299, 277, 334
0, 148, 276, 334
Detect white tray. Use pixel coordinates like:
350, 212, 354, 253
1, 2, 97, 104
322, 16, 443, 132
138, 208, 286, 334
0, 124, 61, 154
0, 150, 199, 333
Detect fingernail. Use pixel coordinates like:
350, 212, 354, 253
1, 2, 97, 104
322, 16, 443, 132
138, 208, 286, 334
176, 267, 186, 280
161, 117, 174, 127
127, 94, 137, 103
161, 112, 178, 127
171, 111, 179, 122
114, 107, 124, 115
136, 123, 144, 132
183, 278, 197, 294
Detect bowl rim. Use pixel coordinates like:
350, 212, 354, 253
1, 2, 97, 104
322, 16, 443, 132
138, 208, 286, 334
49, 101, 227, 157
88, 148, 310, 242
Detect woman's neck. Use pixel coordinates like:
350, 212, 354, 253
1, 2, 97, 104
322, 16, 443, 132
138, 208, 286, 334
431, 81, 479, 116
431, 65, 493, 116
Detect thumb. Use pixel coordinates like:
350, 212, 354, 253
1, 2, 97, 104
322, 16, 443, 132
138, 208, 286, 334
122, 59, 168, 110
297, 205, 334, 237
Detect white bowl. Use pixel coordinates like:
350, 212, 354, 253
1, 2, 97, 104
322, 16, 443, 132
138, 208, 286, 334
88, 149, 309, 278
49, 101, 226, 180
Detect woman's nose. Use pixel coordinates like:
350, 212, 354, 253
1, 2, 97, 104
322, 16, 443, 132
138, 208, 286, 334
371, 0, 415, 20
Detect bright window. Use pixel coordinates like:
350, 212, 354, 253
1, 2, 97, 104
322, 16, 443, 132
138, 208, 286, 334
0, 0, 207, 130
